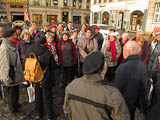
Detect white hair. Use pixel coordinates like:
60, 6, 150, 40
45, 32, 54, 38
125, 40, 141, 55
20, 29, 30, 38
122, 33, 129, 38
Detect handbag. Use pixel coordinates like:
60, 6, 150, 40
27, 83, 35, 103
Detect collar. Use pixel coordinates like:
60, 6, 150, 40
83, 73, 103, 85
2, 38, 15, 50
123, 55, 139, 63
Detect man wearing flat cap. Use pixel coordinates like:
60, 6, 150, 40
94, 26, 104, 50
63, 51, 130, 120
148, 31, 160, 83
0, 29, 24, 114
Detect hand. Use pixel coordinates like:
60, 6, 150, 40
159, 56, 160, 63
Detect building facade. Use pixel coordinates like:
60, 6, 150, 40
29, 0, 90, 26
4, 0, 27, 22
90, 0, 149, 32
145, 0, 160, 33
0, 0, 7, 22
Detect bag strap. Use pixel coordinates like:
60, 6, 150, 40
14, 51, 18, 71
43, 66, 48, 73
68, 94, 113, 119
29, 53, 37, 59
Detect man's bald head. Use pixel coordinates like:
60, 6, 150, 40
123, 41, 141, 59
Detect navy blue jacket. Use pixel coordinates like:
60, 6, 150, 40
114, 55, 147, 114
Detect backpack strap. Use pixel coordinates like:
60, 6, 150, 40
43, 67, 48, 73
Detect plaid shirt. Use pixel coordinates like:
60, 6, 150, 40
101, 39, 121, 67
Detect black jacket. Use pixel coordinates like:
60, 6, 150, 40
26, 43, 56, 88
94, 32, 104, 50
114, 55, 147, 114
16, 40, 33, 69
145, 71, 160, 120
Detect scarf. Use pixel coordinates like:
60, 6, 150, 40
109, 40, 116, 63
48, 42, 58, 63
58, 39, 77, 65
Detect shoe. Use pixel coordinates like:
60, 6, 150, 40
36, 115, 42, 120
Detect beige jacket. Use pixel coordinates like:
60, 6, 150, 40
78, 36, 98, 62
63, 74, 130, 120
101, 38, 121, 67
0, 38, 24, 86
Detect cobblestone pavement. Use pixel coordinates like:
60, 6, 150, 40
0, 81, 67, 120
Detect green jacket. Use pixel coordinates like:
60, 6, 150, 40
63, 73, 130, 120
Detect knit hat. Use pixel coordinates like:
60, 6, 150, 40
3, 29, 15, 38
62, 30, 69, 36
94, 26, 100, 30
43, 22, 50, 27
109, 32, 118, 38
109, 27, 116, 31
82, 51, 104, 74
51, 24, 57, 28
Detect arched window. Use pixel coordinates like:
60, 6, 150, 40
64, 0, 68, 6
102, 12, 109, 24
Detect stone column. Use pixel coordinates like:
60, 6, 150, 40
69, 12, 72, 22
29, 0, 34, 5
51, 0, 53, 6
58, 10, 62, 23
42, 11, 47, 24
58, 0, 64, 8
42, 0, 46, 6
81, 13, 85, 24
29, 11, 33, 23
69, 0, 73, 7
82, 0, 87, 9
76, 0, 79, 9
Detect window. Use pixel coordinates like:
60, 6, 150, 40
53, 0, 58, 6
87, 0, 90, 9
73, 0, 76, 7
109, 0, 113, 2
46, 0, 51, 6
73, 16, 81, 24
154, 3, 160, 22
94, 0, 97, 4
85, 15, 90, 24
64, 0, 68, 6
32, 14, 42, 27
79, 0, 82, 8
10, 5, 23, 8
34, 0, 40, 6
99, 0, 101, 3
104, 0, 107, 2
102, 12, 109, 24
47, 15, 58, 24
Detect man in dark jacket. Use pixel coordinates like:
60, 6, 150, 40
114, 41, 147, 120
94, 26, 104, 50
26, 35, 56, 120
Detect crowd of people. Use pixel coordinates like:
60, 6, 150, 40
0, 22, 160, 120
